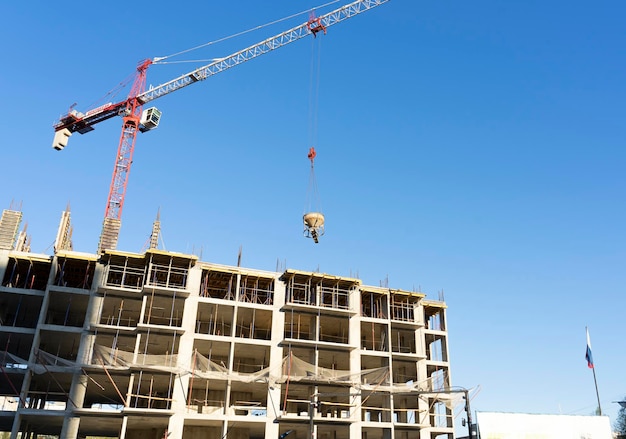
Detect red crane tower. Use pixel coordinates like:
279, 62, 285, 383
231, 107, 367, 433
52, 0, 390, 252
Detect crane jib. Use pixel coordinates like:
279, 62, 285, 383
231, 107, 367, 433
55, 0, 390, 130
137, 0, 390, 105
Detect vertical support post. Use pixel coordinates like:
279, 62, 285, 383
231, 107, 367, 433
464, 389, 473, 438
309, 393, 317, 439
592, 367, 602, 415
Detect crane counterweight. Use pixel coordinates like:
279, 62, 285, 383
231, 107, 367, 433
52, 128, 72, 151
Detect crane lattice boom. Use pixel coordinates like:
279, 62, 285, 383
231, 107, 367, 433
53, 0, 388, 136
138, 0, 389, 105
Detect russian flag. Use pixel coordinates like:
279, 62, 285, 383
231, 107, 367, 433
585, 327, 594, 369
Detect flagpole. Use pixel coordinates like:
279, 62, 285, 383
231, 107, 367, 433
592, 366, 602, 415
586, 326, 602, 416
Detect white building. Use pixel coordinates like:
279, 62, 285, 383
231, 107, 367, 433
475, 412, 612, 439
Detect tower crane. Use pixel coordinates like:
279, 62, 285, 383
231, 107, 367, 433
52, 0, 389, 252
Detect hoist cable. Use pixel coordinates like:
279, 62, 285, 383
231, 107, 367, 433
305, 35, 323, 215
156, 0, 341, 62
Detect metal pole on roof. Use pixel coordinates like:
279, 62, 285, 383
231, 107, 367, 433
592, 366, 602, 415
464, 389, 474, 439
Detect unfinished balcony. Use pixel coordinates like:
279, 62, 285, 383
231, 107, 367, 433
82, 370, 129, 410
389, 291, 424, 326
315, 384, 356, 421
24, 371, 74, 411
361, 391, 391, 423
425, 332, 448, 363
192, 339, 231, 377
284, 313, 351, 348
229, 381, 268, 416
0, 343, 30, 397
195, 303, 234, 337
145, 253, 192, 294
360, 356, 391, 392
1, 256, 51, 291
134, 331, 181, 369
284, 311, 315, 342
280, 383, 314, 418
426, 399, 454, 430
0, 293, 41, 329
362, 427, 393, 439
141, 293, 185, 329
102, 252, 146, 291
361, 321, 388, 352
45, 290, 89, 328
424, 302, 446, 332
318, 315, 350, 346
127, 371, 174, 410
232, 343, 270, 375
238, 274, 274, 305
37, 329, 82, 365
393, 394, 425, 426
52, 255, 96, 290
426, 365, 449, 392
391, 359, 417, 386
360, 288, 389, 319
318, 349, 350, 374
283, 273, 315, 307
199, 268, 237, 301
234, 306, 272, 341
282, 270, 358, 314
96, 295, 142, 328
186, 377, 226, 415
391, 327, 420, 359
91, 333, 137, 363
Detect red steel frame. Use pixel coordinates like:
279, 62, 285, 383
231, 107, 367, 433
104, 59, 152, 220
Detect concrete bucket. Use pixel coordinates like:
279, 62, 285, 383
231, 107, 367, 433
303, 212, 325, 243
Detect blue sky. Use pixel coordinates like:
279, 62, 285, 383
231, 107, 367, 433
2, 0, 625, 432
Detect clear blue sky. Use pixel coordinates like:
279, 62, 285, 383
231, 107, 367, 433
2, 0, 625, 432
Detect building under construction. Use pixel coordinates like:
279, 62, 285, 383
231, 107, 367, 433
0, 206, 456, 439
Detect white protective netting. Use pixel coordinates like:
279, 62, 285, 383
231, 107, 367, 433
280, 353, 389, 387
8, 345, 448, 399
1, 350, 79, 374
91, 344, 179, 372
88, 346, 393, 388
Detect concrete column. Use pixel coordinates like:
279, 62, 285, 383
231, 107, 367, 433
268, 275, 286, 421
349, 422, 360, 439
419, 426, 432, 439
235, 273, 241, 301
0, 250, 8, 283
167, 269, 200, 439
60, 373, 88, 439
9, 374, 26, 439
126, 374, 136, 408
119, 416, 129, 439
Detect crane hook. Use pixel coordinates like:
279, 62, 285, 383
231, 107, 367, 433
307, 12, 327, 38
307, 146, 317, 166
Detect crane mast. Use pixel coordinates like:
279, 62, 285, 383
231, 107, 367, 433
52, 0, 390, 252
